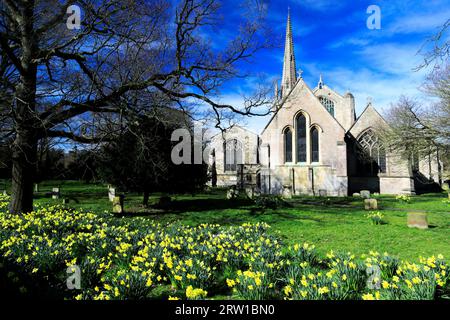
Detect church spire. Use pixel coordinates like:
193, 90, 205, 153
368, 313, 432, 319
318, 74, 324, 89
281, 8, 297, 98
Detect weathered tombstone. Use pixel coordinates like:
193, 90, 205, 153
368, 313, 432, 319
352, 193, 361, 198
108, 187, 116, 202
34, 183, 39, 193
407, 212, 428, 229
360, 190, 371, 199
2, 190, 7, 196
442, 183, 449, 191
227, 186, 238, 200
282, 186, 292, 199
364, 199, 378, 210
113, 195, 124, 214
52, 188, 60, 200
245, 186, 255, 200
318, 189, 327, 197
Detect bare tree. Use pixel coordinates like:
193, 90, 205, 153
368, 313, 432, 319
0, 0, 274, 213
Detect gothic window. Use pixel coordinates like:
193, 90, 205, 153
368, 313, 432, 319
284, 128, 293, 163
319, 97, 335, 117
311, 127, 319, 162
357, 129, 386, 173
224, 139, 242, 172
296, 114, 307, 162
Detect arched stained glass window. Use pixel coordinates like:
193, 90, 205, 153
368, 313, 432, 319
284, 128, 293, 163
319, 97, 335, 117
311, 127, 319, 162
357, 129, 386, 173
224, 139, 242, 172
296, 114, 307, 162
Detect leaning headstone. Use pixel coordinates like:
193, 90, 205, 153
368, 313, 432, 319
52, 188, 60, 200
407, 212, 428, 230
352, 193, 361, 198
282, 186, 292, 199
364, 199, 378, 210
318, 189, 327, 197
113, 195, 124, 214
108, 187, 116, 202
360, 190, 371, 199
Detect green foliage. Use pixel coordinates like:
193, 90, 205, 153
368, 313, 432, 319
0, 202, 449, 300
366, 211, 385, 225
254, 194, 287, 209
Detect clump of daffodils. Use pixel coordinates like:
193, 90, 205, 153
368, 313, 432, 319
366, 211, 384, 225
396, 194, 411, 203
185, 286, 207, 300
0, 194, 10, 211
0, 202, 448, 301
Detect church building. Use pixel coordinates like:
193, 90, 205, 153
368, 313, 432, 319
209, 13, 440, 196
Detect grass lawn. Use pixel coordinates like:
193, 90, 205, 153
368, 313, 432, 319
1, 179, 449, 262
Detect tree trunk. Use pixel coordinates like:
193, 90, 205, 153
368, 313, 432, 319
8, 3, 38, 214
143, 191, 150, 207
9, 132, 37, 214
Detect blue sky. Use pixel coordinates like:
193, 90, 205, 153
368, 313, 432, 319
206, 0, 450, 133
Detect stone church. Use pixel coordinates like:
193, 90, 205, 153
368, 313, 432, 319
209, 13, 440, 196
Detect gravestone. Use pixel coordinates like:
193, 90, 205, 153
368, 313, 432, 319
113, 195, 124, 214
318, 189, 327, 197
245, 186, 255, 200
52, 188, 60, 200
364, 199, 378, 210
360, 190, 371, 199
442, 183, 449, 191
227, 186, 239, 200
108, 187, 116, 202
2, 190, 7, 196
352, 193, 361, 198
282, 186, 292, 199
34, 184, 39, 192
407, 212, 428, 230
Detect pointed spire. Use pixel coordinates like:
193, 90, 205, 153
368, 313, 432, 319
318, 74, 324, 89
281, 8, 297, 98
